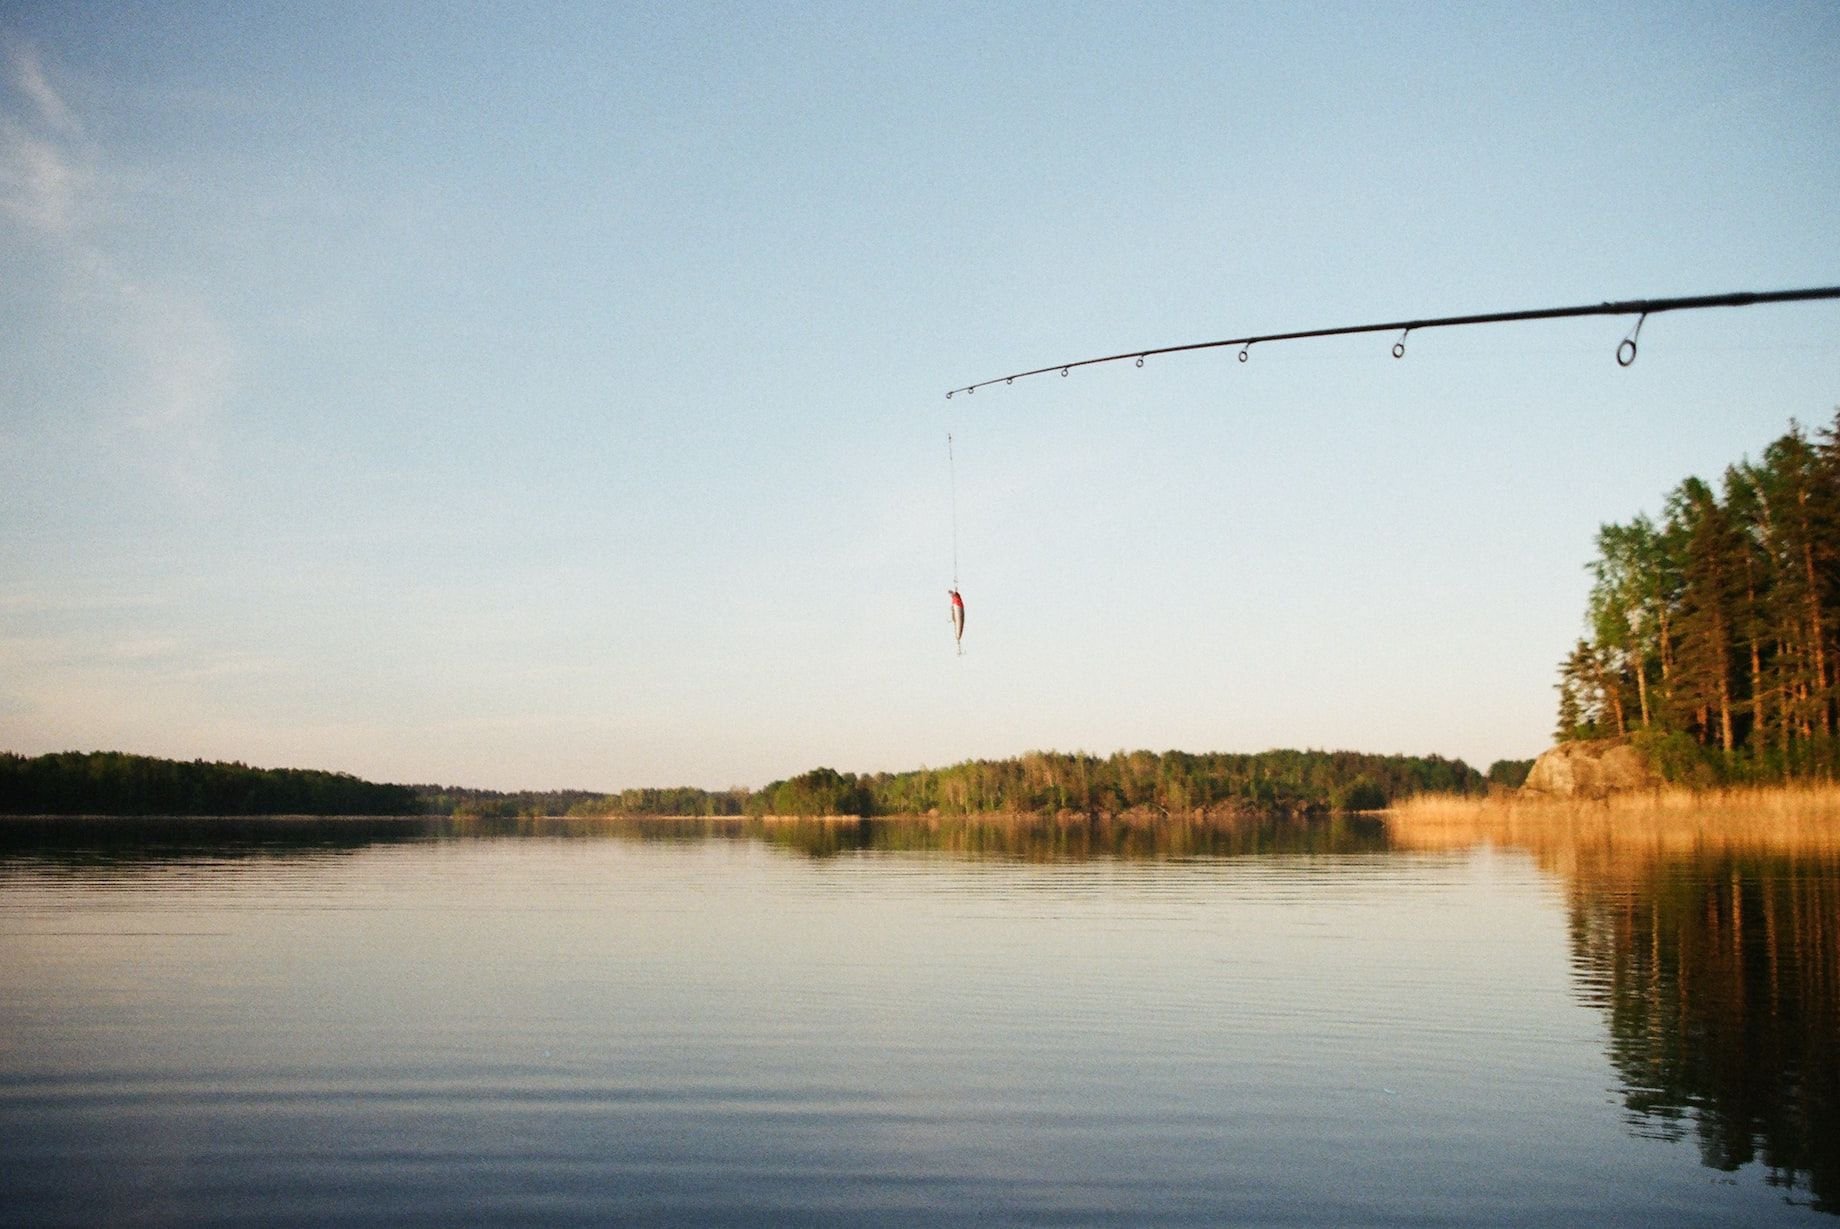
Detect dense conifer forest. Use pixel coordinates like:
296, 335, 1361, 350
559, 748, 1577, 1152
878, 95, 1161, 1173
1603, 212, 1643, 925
1556, 412, 1839, 782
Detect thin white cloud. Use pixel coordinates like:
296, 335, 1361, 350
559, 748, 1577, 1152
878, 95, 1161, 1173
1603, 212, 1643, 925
2, 38, 237, 492
0, 42, 85, 233
6, 41, 79, 136
0, 115, 82, 234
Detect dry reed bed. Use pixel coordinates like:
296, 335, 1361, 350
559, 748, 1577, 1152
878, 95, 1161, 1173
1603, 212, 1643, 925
1388, 784, 1840, 858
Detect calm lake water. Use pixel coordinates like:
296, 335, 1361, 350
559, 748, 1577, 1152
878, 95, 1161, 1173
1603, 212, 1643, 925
0, 813, 1833, 1226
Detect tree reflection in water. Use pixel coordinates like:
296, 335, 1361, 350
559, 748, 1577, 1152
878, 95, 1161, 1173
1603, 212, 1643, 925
749, 812, 1392, 861
1392, 799, 1840, 1213
1571, 851, 1838, 1211
437, 811, 1393, 861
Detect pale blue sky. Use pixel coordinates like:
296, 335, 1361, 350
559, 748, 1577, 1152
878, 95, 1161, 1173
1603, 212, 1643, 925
3, 2, 1837, 790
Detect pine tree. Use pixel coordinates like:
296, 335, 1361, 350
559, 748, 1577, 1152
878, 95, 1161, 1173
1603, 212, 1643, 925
1556, 639, 1605, 742
1669, 477, 1745, 754
1559, 414, 1840, 781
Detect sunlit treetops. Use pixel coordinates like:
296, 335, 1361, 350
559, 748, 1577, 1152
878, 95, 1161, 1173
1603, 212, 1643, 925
750, 748, 1489, 819
1559, 410, 1840, 782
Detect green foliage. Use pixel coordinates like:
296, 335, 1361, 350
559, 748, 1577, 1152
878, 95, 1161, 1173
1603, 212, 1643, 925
749, 768, 875, 817
1561, 411, 1840, 783
1629, 729, 1727, 789
1556, 639, 1612, 743
766, 748, 1482, 818
1486, 759, 1535, 789
1331, 777, 1388, 812
0, 750, 419, 816
413, 747, 1484, 822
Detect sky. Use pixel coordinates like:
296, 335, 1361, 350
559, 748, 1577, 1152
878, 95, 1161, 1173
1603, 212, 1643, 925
2, 2, 1837, 792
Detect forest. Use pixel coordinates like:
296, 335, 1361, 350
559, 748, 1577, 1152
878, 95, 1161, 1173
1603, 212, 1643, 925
1555, 412, 1840, 782
748, 748, 1489, 819
416, 783, 750, 820
2, 748, 1492, 819
0, 750, 420, 816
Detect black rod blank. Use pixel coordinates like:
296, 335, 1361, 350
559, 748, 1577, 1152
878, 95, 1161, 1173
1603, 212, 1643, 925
945, 286, 1840, 398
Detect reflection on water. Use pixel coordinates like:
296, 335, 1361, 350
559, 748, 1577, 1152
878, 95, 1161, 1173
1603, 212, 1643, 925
1, 808, 1835, 1222
1571, 851, 1839, 1211
0, 812, 1391, 865
1391, 802, 1840, 1213
0, 815, 434, 863
749, 812, 1393, 861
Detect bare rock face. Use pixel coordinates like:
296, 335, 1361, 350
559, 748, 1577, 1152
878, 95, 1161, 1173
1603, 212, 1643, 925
1521, 738, 1661, 799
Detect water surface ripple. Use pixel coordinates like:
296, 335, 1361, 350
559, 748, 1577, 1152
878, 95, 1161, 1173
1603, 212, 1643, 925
1, 816, 1831, 1225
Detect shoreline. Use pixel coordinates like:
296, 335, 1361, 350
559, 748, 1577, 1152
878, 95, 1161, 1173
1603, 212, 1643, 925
6, 782, 1837, 826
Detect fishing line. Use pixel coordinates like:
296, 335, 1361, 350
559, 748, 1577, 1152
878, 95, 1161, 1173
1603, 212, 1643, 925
947, 431, 960, 589
944, 285, 1840, 397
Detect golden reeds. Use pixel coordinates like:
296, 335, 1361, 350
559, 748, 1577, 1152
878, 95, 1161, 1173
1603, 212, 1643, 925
1388, 783, 1840, 859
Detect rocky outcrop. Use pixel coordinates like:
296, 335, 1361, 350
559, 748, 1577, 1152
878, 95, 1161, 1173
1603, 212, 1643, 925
1521, 738, 1661, 799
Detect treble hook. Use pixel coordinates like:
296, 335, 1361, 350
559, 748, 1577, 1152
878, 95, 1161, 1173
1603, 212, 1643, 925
1392, 328, 1410, 359
1617, 313, 1647, 367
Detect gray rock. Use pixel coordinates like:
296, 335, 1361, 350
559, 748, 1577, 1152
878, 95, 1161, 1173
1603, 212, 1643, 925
1521, 738, 1661, 799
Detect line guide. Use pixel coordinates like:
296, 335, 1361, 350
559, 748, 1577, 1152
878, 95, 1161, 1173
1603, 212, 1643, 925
945, 286, 1840, 398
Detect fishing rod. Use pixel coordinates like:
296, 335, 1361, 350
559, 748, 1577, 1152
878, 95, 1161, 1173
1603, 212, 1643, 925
945, 285, 1840, 398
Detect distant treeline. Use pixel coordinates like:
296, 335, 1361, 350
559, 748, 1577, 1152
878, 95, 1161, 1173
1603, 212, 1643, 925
1558, 412, 1839, 782
0, 751, 419, 816
415, 784, 750, 820
748, 749, 1491, 818
3, 747, 1504, 819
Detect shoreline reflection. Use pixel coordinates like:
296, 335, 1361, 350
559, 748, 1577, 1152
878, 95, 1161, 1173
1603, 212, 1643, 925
0, 812, 1394, 865
6, 805, 1834, 1212
1389, 803, 1840, 1213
